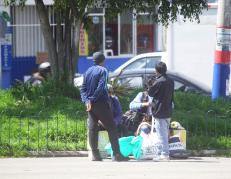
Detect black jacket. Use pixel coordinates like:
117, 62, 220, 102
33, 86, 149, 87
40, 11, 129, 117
148, 74, 174, 118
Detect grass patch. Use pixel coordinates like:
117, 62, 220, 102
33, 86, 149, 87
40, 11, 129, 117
1, 82, 231, 156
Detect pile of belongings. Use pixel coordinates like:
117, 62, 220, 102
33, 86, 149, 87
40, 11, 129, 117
105, 122, 162, 160
169, 121, 188, 159
105, 121, 189, 160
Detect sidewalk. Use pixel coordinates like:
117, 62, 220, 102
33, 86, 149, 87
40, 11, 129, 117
1, 157, 231, 179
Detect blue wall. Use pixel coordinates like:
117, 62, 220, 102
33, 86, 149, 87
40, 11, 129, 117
11, 56, 38, 84
77, 56, 130, 73
10, 56, 131, 84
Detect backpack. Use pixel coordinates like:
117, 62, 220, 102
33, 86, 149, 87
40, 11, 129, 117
122, 110, 143, 133
122, 92, 151, 134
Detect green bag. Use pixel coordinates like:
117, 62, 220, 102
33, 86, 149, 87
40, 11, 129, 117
131, 135, 143, 160
105, 135, 143, 159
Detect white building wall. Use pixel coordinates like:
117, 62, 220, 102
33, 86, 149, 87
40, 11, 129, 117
172, 8, 217, 89
13, 6, 46, 57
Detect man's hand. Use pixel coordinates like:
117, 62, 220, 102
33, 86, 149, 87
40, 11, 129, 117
142, 102, 152, 107
86, 102, 92, 112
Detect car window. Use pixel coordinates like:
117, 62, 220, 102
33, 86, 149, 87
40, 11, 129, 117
124, 58, 146, 70
174, 81, 185, 91
146, 57, 161, 68
120, 76, 143, 88
124, 56, 161, 70
185, 86, 200, 93
174, 80, 199, 93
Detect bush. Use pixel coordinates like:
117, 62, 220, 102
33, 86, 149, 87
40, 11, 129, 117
11, 80, 80, 102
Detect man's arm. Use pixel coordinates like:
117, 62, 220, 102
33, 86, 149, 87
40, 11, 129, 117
129, 92, 143, 110
89, 70, 108, 102
80, 74, 88, 103
80, 74, 92, 111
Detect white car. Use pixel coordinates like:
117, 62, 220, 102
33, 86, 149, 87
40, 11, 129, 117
113, 52, 167, 73
74, 52, 166, 87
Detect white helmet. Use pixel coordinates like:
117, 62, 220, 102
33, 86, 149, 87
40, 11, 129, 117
39, 62, 50, 70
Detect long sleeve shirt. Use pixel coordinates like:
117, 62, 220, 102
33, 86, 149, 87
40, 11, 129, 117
129, 92, 153, 115
80, 65, 109, 104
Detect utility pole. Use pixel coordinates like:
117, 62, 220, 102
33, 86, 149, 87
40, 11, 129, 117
167, 22, 174, 71
212, 0, 231, 99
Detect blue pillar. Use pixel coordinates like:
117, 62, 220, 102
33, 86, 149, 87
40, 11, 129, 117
1, 25, 12, 89
212, 63, 230, 99
1, 44, 12, 89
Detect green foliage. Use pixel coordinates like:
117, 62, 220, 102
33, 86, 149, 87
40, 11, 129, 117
172, 92, 231, 151
187, 136, 231, 150
4, 0, 208, 26
4, 0, 26, 6
109, 76, 134, 98
105, 0, 208, 25
119, 88, 141, 113
0, 81, 86, 156
0, 10, 10, 22
1, 80, 82, 117
1, 87, 231, 157
10, 80, 80, 103
0, 115, 87, 157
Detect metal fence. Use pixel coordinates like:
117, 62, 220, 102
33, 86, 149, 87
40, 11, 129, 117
173, 109, 231, 150
0, 110, 87, 154
1, 109, 231, 154
177, 110, 231, 137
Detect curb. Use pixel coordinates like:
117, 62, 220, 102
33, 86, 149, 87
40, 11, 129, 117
188, 149, 231, 157
29, 151, 88, 157
28, 150, 231, 157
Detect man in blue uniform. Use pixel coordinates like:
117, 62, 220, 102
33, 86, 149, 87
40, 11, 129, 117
80, 51, 128, 161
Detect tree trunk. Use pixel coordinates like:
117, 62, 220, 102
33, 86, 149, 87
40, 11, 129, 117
56, 11, 64, 80
70, 20, 81, 83
35, 0, 59, 79
63, 10, 73, 83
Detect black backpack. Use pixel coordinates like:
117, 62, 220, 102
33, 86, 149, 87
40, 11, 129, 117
122, 91, 151, 133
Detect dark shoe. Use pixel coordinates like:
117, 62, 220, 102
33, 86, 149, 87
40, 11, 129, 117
92, 150, 102, 161
112, 153, 129, 162
92, 155, 102, 161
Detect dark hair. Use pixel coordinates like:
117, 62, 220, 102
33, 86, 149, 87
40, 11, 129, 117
155, 62, 167, 75
93, 51, 105, 64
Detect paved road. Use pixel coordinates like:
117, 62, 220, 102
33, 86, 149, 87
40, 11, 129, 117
0, 157, 231, 179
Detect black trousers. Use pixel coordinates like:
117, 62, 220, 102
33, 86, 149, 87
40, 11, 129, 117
88, 101, 120, 155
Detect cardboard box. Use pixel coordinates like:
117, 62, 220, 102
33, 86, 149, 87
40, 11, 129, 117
36, 52, 48, 64
169, 129, 187, 149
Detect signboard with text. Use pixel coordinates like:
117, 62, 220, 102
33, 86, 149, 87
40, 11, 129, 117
1, 44, 12, 70
79, 24, 89, 56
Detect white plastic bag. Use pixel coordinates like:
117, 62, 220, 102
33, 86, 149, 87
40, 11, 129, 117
139, 132, 162, 160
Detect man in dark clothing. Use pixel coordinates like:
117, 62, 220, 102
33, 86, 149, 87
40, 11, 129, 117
80, 51, 128, 162
148, 62, 174, 161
